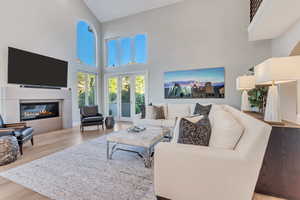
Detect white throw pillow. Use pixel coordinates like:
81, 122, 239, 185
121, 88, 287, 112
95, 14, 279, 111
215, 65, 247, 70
171, 115, 204, 143
167, 104, 191, 120
145, 105, 155, 119
209, 109, 244, 150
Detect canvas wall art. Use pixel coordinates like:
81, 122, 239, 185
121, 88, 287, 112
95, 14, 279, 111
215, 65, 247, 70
164, 67, 225, 99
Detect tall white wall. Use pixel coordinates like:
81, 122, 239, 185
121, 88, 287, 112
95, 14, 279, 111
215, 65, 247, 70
102, 0, 271, 108
272, 19, 300, 123
0, 0, 102, 125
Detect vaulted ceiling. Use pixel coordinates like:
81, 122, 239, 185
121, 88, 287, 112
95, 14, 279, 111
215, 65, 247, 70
83, 0, 185, 22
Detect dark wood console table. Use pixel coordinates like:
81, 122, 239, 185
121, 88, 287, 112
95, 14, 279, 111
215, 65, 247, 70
245, 112, 300, 200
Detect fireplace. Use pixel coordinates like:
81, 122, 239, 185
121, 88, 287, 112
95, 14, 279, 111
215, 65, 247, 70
20, 102, 59, 121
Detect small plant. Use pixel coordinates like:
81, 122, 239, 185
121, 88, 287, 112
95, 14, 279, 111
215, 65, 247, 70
248, 87, 268, 113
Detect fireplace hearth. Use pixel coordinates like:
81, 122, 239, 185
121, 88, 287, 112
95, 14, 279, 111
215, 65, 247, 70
20, 102, 59, 121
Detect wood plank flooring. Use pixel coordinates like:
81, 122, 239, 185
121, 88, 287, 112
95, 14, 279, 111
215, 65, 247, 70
0, 123, 285, 200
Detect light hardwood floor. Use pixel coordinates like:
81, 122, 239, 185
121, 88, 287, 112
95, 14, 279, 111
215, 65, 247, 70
0, 123, 285, 200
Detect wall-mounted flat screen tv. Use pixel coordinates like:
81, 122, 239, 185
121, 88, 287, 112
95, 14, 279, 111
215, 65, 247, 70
8, 47, 68, 88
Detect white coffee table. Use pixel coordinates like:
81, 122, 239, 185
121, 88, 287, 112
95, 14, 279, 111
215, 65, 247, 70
106, 126, 171, 168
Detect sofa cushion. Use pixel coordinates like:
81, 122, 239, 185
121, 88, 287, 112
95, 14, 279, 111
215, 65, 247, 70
162, 119, 176, 128
133, 119, 163, 127
167, 104, 191, 120
193, 103, 212, 116
178, 116, 211, 146
209, 108, 244, 150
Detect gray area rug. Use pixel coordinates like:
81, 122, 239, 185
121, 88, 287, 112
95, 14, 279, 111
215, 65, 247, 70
0, 135, 156, 200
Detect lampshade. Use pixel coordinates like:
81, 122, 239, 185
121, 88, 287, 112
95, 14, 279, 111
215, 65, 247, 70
236, 75, 256, 90
255, 56, 300, 85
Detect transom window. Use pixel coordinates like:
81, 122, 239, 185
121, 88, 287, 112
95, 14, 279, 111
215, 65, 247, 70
106, 34, 147, 67
77, 21, 96, 67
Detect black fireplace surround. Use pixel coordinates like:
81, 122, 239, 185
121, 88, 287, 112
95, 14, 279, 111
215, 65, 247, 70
20, 102, 59, 121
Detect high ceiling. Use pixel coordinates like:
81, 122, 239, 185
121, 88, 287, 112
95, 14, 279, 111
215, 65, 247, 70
83, 0, 185, 22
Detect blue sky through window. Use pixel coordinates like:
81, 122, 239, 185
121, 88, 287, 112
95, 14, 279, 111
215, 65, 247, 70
120, 37, 132, 65
107, 34, 147, 67
134, 34, 147, 64
107, 39, 118, 67
77, 21, 96, 67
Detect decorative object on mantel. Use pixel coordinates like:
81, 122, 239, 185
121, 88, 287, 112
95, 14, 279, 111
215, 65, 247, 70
255, 56, 300, 123
236, 75, 256, 111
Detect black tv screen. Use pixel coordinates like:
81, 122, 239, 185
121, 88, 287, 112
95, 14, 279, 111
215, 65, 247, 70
8, 47, 68, 88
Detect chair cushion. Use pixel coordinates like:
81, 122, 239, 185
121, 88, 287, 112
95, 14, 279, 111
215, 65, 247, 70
14, 127, 33, 140
81, 106, 99, 117
209, 108, 244, 150
82, 116, 103, 123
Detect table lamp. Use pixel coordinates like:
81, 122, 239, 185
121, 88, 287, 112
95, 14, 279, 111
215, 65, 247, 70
254, 56, 300, 123
236, 75, 256, 111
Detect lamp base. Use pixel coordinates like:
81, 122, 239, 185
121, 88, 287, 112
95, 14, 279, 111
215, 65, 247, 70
264, 85, 282, 123
241, 90, 250, 111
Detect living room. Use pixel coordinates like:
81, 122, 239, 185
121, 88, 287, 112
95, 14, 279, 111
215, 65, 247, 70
0, 0, 300, 200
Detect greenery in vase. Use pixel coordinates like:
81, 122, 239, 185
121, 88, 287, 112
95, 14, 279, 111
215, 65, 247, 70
248, 87, 268, 113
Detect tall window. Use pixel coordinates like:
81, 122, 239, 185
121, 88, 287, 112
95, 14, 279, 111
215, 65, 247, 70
77, 21, 96, 67
77, 72, 97, 108
106, 34, 147, 67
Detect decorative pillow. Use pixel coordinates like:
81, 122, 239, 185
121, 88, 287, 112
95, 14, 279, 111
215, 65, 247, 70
145, 105, 155, 119
177, 116, 211, 146
209, 109, 244, 150
153, 106, 165, 119
194, 103, 212, 116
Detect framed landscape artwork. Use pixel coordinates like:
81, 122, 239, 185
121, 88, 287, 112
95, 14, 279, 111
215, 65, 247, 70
164, 67, 225, 99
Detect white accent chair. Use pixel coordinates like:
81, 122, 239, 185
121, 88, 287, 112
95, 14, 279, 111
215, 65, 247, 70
154, 105, 272, 200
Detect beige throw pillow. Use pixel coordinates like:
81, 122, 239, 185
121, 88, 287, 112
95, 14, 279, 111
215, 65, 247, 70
209, 109, 244, 150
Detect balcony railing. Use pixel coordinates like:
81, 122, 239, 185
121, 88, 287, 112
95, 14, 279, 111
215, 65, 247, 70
250, 0, 263, 22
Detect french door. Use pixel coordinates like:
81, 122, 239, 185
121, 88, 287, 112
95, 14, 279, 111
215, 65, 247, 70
106, 72, 147, 121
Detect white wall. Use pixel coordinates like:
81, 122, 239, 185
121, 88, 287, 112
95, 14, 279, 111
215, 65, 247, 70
102, 0, 271, 109
272, 19, 300, 123
0, 0, 102, 125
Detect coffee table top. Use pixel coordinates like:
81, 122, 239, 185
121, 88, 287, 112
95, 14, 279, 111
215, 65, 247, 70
107, 126, 170, 148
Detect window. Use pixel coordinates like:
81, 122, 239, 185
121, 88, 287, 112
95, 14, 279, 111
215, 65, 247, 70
106, 34, 147, 67
77, 21, 96, 67
77, 72, 97, 108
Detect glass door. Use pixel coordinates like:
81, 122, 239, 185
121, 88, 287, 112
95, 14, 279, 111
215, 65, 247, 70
120, 76, 131, 120
105, 73, 147, 121
108, 77, 118, 117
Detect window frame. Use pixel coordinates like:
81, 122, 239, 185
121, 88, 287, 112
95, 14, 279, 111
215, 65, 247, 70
104, 33, 148, 70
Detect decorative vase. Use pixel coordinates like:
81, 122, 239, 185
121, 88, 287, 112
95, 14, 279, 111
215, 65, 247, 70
105, 116, 115, 129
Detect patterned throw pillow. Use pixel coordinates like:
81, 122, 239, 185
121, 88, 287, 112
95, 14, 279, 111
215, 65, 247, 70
153, 106, 165, 119
194, 103, 212, 116
178, 116, 211, 146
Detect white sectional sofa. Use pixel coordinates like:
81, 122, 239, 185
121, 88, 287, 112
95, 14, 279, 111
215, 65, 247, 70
153, 104, 272, 200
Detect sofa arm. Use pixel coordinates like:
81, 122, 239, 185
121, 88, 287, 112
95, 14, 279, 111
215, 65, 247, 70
154, 143, 257, 200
